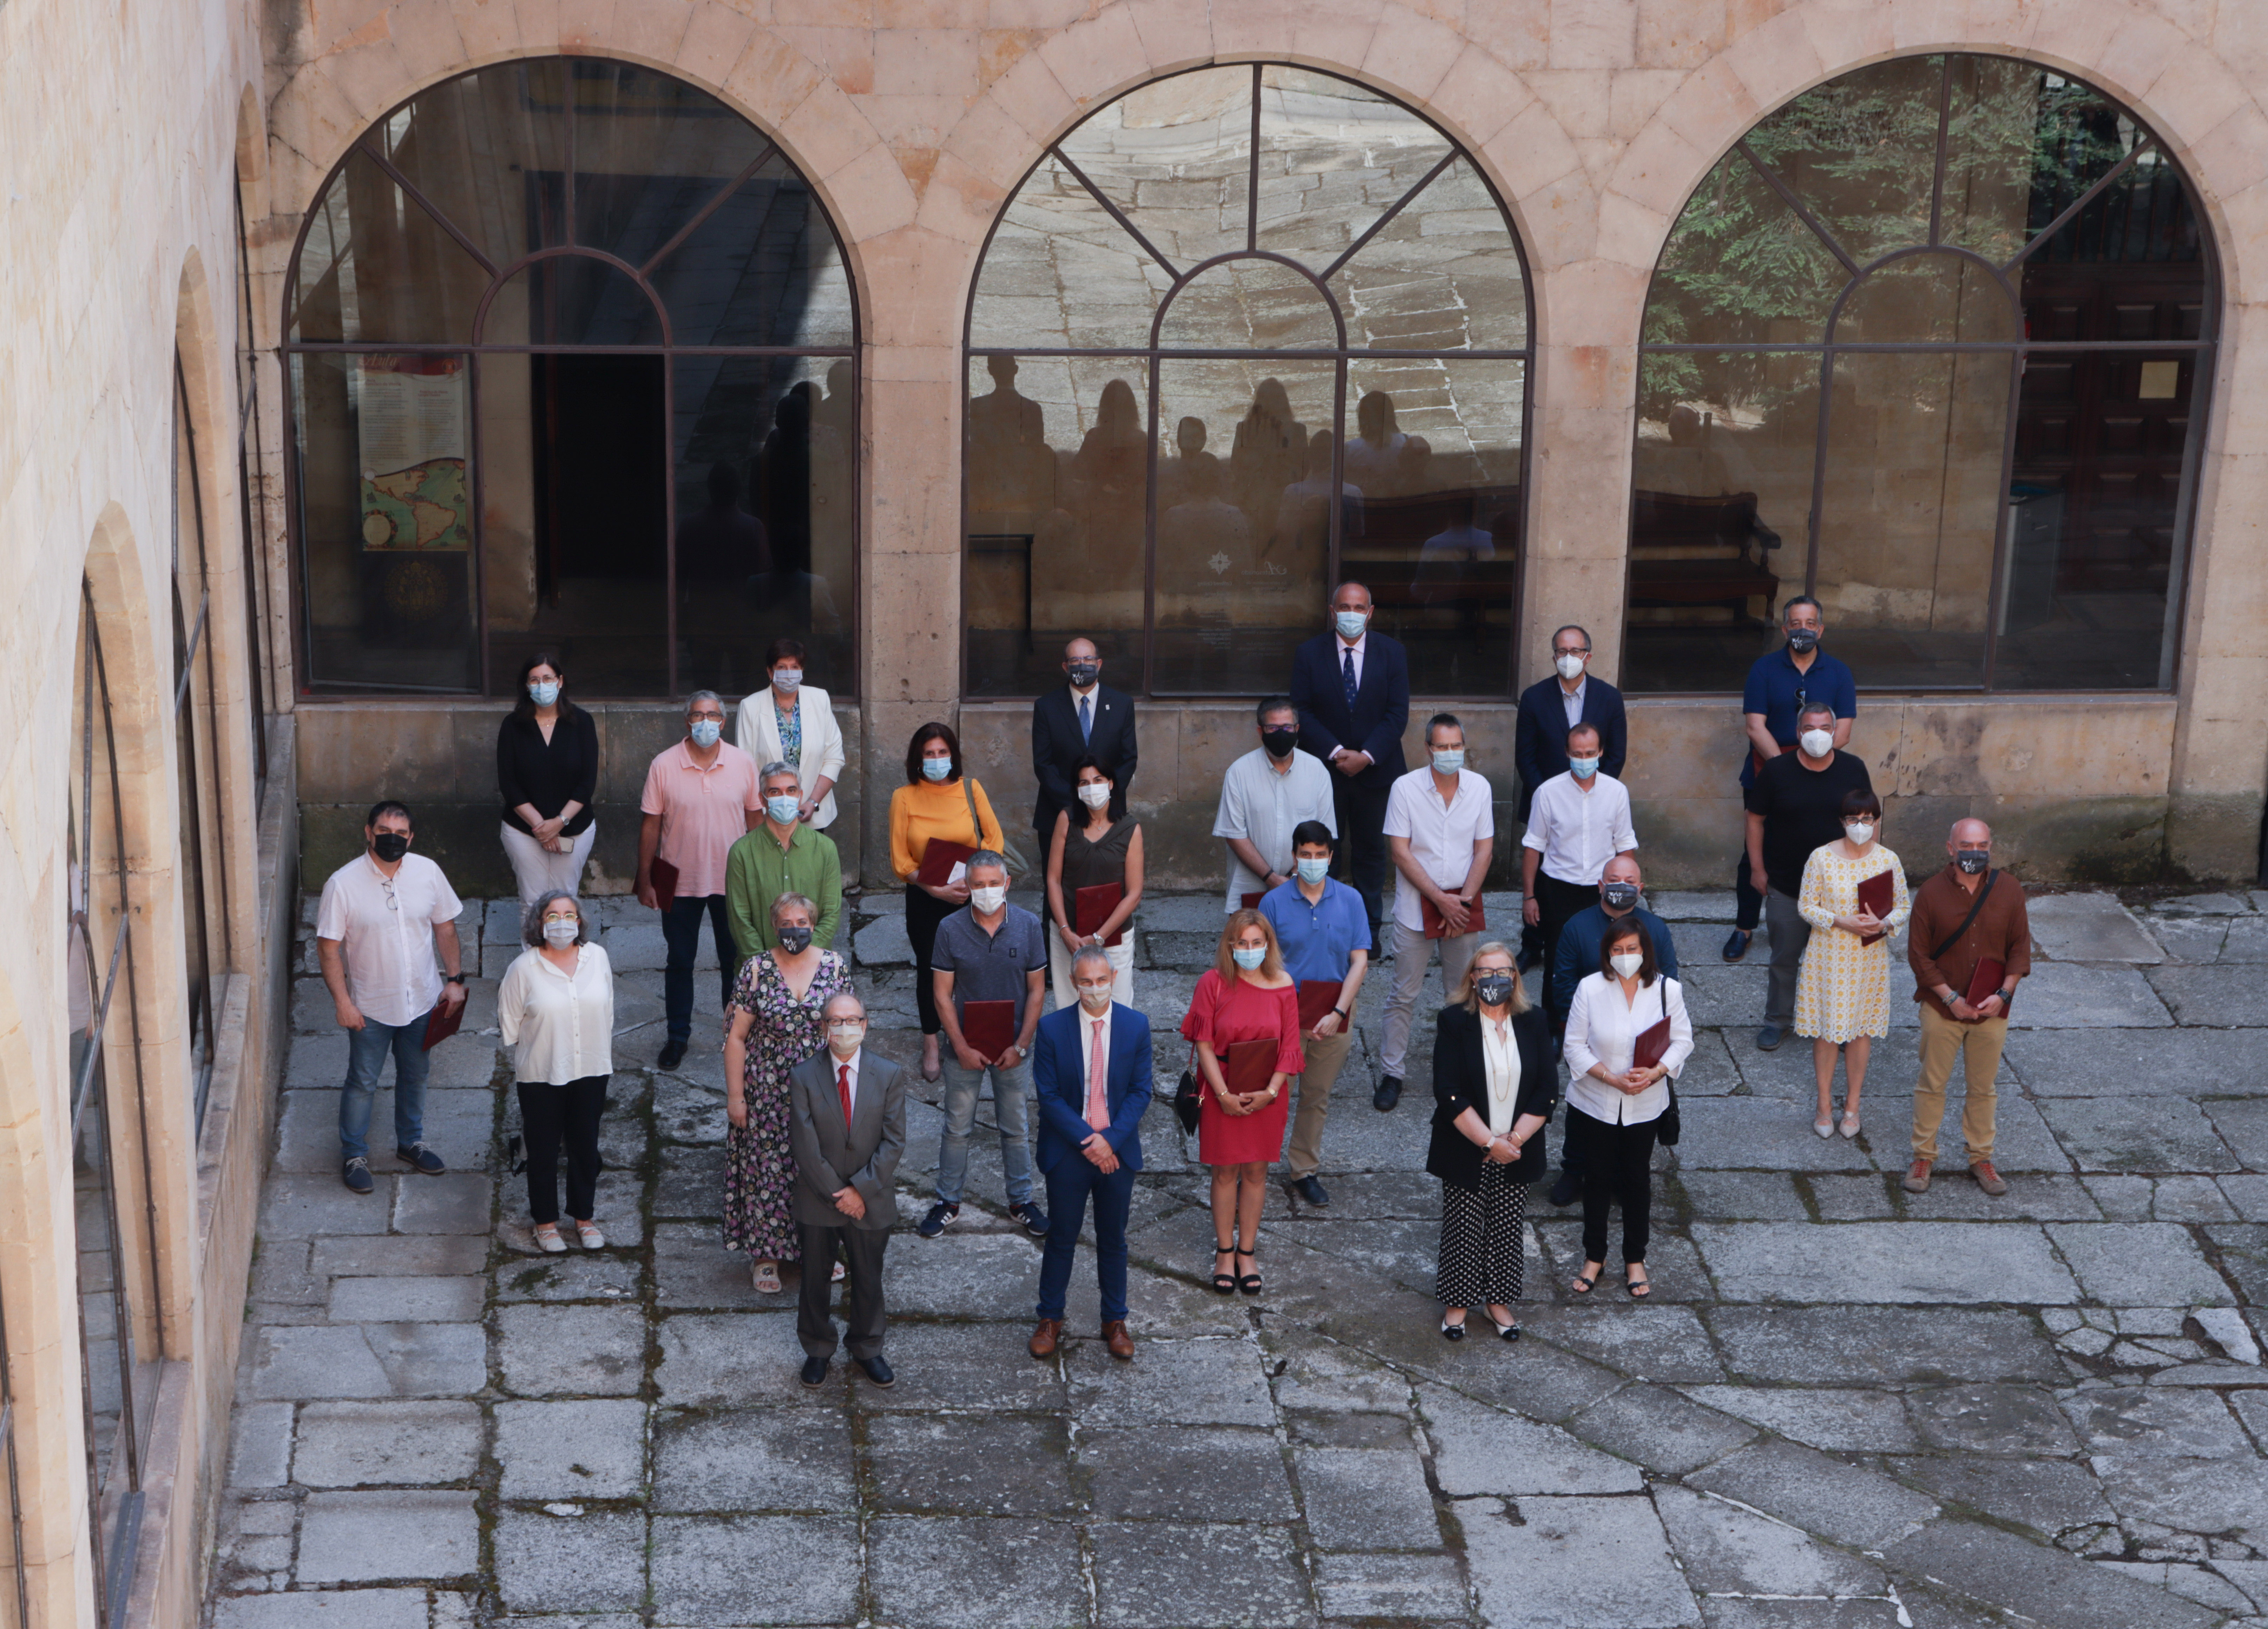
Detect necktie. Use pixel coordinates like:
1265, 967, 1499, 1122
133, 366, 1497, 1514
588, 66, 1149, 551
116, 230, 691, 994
1079, 693, 1092, 744
1342, 646, 1358, 711
1085, 1019, 1111, 1130
837, 1062, 854, 1127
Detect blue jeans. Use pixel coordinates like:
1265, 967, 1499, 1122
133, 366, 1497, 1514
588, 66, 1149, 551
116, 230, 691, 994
341, 1010, 433, 1161
663, 893, 736, 1045
935, 1055, 1034, 1206
1038, 1156, 1135, 1321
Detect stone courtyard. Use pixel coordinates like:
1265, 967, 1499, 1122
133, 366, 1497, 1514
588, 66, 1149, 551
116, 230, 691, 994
206, 883, 2268, 1629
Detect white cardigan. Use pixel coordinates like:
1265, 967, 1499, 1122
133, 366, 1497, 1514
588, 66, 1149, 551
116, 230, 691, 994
1563, 971, 1694, 1127
735, 684, 848, 829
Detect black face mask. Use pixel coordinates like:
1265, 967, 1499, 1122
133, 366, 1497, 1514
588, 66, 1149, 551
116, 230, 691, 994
1261, 727, 1297, 759
1786, 628, 1820, 654
776, 925, 814, 954
1955, 850, 1990, 875
1601, 882, 1640, 912
1474, 973, 1517, 1007
370, 832, 411, 863
1067, 662, 1099, 687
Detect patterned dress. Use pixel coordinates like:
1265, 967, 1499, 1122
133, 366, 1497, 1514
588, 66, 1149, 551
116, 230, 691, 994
722, 948, 849, 1260
775, 700, 802, 776
1793, 844, 1913, 1044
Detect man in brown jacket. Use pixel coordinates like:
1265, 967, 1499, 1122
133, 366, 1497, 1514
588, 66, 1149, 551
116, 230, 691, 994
1904, 819, 2030, 1196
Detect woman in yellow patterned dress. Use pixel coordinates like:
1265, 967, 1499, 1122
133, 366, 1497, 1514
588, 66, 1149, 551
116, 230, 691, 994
1794, 789, 1909, 1141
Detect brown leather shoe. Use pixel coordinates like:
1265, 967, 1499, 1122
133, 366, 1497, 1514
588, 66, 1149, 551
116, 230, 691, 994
1028, 1318, 1063, 1359
1901, 1158, 1932, 1194
1101, 1319, 1135, 1361
1971, 1160, 2009, 1197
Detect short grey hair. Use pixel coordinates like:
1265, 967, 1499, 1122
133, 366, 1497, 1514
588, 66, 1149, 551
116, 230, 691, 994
1070, 944, 1115, 977
822, 988, 866, 1021
965, 849, 1009, 881
521, 890, 589, 947
770, 891, 818, 929
685, 690, 724, 713
1797, 700, 1839, 726
758, 759, 797, 787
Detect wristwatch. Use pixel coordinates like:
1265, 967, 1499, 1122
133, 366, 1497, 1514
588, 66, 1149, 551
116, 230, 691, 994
445, 974, 467, 986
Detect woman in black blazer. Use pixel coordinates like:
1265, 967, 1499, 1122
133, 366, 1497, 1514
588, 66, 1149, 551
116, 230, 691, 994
1427, 941, 1557, 1342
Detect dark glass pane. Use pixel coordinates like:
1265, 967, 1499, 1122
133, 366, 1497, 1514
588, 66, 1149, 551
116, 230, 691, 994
1998, 347, 2195, 688
1643, 148, 1845, 362
1326, 158, 1527, 351
965, 355, 1149, 697
1158, 259, 1337, 349
2016, 144, 2208, 343
1744, 54, 1944, 267
646, 159, 855, 346
289, 146, 487, 343
1939, 57, 2128, 264
292, 352, 479, 692
566, 60, 773, 265
1625, 351, 1820, 693
373, 60, 572, 268
1255, 66, 1449, 266
675, 356, 856, 695
1343, 359, 1523, 693
971, 151, 1165, 350
1833, 252, 2017, 344
1054, 65, 1253, 271
485, 256, 663, 345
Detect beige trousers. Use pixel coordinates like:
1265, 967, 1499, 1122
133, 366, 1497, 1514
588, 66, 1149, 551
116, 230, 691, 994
1285, 1023, 1354, 1178
1911, 1003, 2007, 1163
1047, 921, 1136, 1010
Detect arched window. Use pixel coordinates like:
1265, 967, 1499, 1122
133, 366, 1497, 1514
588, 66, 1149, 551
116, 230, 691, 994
285, 59, 857, 698
172, 357, 224, 1125
1626, 54, 2215, 693
965, 65, 1532, 696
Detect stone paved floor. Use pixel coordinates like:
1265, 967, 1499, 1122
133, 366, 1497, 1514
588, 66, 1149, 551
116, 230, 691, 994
209, 884, 2268, 1628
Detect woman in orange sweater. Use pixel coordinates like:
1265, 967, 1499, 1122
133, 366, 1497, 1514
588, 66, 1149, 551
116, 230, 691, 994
889, 722, 1006, 1081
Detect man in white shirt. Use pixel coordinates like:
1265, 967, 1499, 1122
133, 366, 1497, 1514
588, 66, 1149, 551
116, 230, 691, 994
1522, 723, 1639, 1035
1213, 696, 1336, 911
316, 802, 468, 1194
1377, 714, 1495, 1111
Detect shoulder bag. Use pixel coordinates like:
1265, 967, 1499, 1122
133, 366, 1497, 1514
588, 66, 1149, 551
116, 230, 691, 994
1641, 980, 1681, 1147
963, 776, 1034, 882
1930, 870, 2010, 1017
1173, 1044, 1204, 1135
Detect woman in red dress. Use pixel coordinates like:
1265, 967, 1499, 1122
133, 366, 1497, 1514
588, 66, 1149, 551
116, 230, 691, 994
1181, 909, 1304, 1297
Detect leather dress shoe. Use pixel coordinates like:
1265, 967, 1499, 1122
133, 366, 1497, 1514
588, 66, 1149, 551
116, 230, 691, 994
1028, 1318, 1064, 1359
798, 1356, 828, 1387
856, 1354, 896, 1388
1101, 1319, 1135, 1361
1373, 1075, 1402, 1112
1290, 1175, 1330, 1207
1547, 1171, 1580, 1207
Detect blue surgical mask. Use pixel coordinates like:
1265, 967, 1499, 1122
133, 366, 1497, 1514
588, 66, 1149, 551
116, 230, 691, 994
770, 668, 802, 695
1432, 750, 1465, 774
1295, 858, 1330, 885
528, 680, 560, 707
765, 794, 802, 825
1569, 756, 1599, 779
1334, 610, 1367, 640
1231, 945, 1267, 971
921, 756, 952, 782
689, 719, 723, 749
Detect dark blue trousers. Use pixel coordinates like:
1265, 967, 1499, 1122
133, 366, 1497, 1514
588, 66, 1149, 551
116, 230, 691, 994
1036, 1156, 1136, 1323
662, 892, 736, 1044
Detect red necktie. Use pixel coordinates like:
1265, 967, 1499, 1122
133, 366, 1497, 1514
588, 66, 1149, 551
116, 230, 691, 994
1085, 1019, 1111, 1131
838, 1062, 854, 1126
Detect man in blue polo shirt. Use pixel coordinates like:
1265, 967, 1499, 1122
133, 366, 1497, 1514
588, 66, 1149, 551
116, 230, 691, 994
1260, 821, 1372, 1208
1725, 597, 1854, 963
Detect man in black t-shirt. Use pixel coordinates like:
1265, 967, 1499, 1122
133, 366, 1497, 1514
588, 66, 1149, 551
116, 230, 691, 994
1744, 700, 1873, 1050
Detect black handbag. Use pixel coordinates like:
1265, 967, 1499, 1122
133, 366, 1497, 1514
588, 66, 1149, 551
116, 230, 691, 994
1656, 1083, 1681, 1147
1173, 1047, 1204, 1135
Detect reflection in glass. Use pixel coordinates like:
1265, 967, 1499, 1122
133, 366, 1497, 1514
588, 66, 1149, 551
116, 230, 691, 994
373, 60, 572, 269
1328, 159, 1527, 351
1255, 65, 1451, 263
289, 147, 488, 344
1641, 147, 1844, 360
970, 152, 1167, 351
1833, 253, 2016, 345
1157, 259, 1338, 349
1743, 55, 1944, 266
1054, 66, 1253, 269
646, 161, 854, 347
484, 256, 664, 346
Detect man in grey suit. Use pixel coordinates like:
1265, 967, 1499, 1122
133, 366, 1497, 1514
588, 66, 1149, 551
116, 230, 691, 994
788, 989, 908, 1388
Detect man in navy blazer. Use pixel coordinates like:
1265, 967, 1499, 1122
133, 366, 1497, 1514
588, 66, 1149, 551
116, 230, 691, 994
1031, 635, 1138, 846
1513, 625, 1627, 966
1028, 946, 1153, 1361
1290, 582, 1409, 956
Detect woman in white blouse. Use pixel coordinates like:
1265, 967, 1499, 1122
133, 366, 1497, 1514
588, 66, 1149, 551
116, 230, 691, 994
497, 892, 616, 1252
1562, 919, 1692, 1299
733, 638, 847, 829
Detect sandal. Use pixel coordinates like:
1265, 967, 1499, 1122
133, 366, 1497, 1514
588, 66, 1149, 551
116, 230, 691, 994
1211, 1244, 1237, 1295
1625, 1266, 1651, 1300
831, 1259, 846, 1283
574, 1220, 606, 1249
533, 1224, 568, 1254
752, 1261, 783, 1294
1570, 1268, 1599, 1295
1235, 1248, 1262, 1296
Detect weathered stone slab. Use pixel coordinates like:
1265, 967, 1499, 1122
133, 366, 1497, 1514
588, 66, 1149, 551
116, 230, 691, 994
1069, 1335, 1278, 1429
2062, 1387, 2250, 1457
492, 1251, 643, 1303
1680, 1385, 1918, 1452
1294, 1444, 1441, 1550
865, 1517, 1086, 1629
246, 1325, 486, 1400
1091, 1521, 1312, 1627
1519, 1304, 1725, 1383
493, 1510, 649, 1614
313, 1235, 488, 1277
258, 1172, 394, 1238
656, 1312, 841, 1408
2093, 1455, 2268, 1546
2026, 893, 2164, 962
2003, 1027, 2268, 1094
1905, 1385, 2077, 1455
2003, 963, 2170, 1027
1689, 1440, 1936, 1549
852, 911, 913, 967
867, 1414, 1073, 1515
1463, 1495, 1699, 1628
1419, 1383, 1643, 1495
212, 1592, 429, 1629
1653, 1483, 1885, 1598
2149, 915, 2229, 963
1670, 1170, 1812, 1220
1693, 1222, 2078, 1304
1881, 1519, 2217, 1629
2044, 1222, 2234, 1306
1670, 1099, 1877, 1172
226, 1402, 295, 1489
1082, 1425, 1295, 1521
2221, 916, 2268, 963
1311, 1552, 1470, 1622
2202, 1100, 2268, 1172
1646, 891, 1738, 922
2148, 965, 2268, 1026
497, 1399, 648, 1501
1563, 1384, 1758, 1478
1891, 1455, 2113, 1542
1706, 1307, 2063, 1384
297, 1490, 480, 1584
497, 1302, 647, 1395
2159, 892, 2252, 917
2037, 1098, 2238, 1173
327, 1274, 486, 1323
293, 1401, 483, 1486
393, 1170, 495, 1233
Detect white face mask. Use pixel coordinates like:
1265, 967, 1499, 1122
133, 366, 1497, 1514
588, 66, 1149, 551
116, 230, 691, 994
1077, 983, 1113, 1013
969, 885, 1007, 915
1799, 728, 1834, 759
1334, 610, 1368, 640
1431, 749, 1465, 774
1610, 951, 1643, 980
1555, 653, 1585, 681
542, 917, 580, 946
1846, 822, 1875, 846
1077, 783, 1111, 809
1231, 945, 1268, 970
771, 667, 802, 694
826, 1022, 865, 1057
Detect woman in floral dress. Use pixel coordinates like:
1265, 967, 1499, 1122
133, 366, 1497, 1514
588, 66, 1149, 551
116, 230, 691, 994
722, 892, 850, 1293
1794, 788, 1911, 1142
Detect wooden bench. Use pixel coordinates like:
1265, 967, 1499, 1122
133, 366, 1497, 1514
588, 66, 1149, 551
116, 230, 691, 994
1627, 489, 1781, 624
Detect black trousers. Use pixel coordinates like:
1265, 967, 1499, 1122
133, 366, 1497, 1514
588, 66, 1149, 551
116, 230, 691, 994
906, 883, 957, 1035
518, 1075, 608, 1224
1734, 848, 1763, 934
1570, 1106, 1658, 1265
663, 893, 736, 1044
1328, 776, 1392, 953
798, 1220, 889, 1360
1534, 870, 1598, 1030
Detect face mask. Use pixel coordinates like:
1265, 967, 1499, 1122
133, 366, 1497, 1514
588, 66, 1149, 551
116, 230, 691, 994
370, 832, 411, 863
1295, 857, 1330, 885
1474, 972, 1515, 1007
1554, 653, 1585, 681
1261, 727, 1297, 760
1568, 756, 1599, 780
826, 1023, 865, 1057
1845, 823, 1875, 846
689, 719, 723, 749
1611, 951, 1644, 980
1799, 728, 1834, 759
771, 668, 802, 695
542, 917, 580, 946
969, 885, 1007, 915
1787, 628, 1820, 654
921, 756, 952, 782
1601, 882, 1639, 911
1231, 945, 1267, 971
1077, 783, 1111, 809
1334, 610, 1367, 640
528, 680, 560, 707
1956, 850, 1990, 875
776, 925, 814, 954
1077, 984, 1113, 1013
766, 794, 803, 825
1067, 662, 1099, 687
1432, 749, 1465, 774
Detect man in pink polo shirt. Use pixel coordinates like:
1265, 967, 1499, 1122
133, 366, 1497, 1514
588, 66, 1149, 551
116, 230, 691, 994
639, 690, 764, 1069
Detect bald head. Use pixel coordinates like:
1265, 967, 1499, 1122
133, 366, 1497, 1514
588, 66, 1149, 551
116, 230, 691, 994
1599, 852, 1643, 914
1603, 854, 1642, 887
1947, 818, 1993, 876
1950, 818, 1992, 844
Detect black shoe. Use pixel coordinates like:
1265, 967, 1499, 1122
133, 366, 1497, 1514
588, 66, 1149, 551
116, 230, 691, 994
1008, 1201, 1049, 1239
1373, 1075, 1402, 1113
1756, 1024, 1787, 1051
1291, 1175, 1330, 1207
856, 1354, 895, 1388
342, 1156, 374, 1195
1549, 1172, 1579, 1207
395, 1143, 446, 1175
1516, 949, 1541, 974
1440, 1318, 1466, 1342
658, 1038, 688, 1070
916, 1202, 959, 1239
1722, 928, 1752, 963
799, 1356, 828, 1388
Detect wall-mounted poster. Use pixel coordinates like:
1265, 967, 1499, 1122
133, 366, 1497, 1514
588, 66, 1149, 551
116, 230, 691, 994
357, 355, 469, 551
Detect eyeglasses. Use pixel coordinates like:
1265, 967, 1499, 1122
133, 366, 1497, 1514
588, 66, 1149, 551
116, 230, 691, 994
379, 877, 399, 911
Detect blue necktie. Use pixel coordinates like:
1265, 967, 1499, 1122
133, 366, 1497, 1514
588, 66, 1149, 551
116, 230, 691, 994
1342, 647, 1358, 712
1079, 694, 1092, 744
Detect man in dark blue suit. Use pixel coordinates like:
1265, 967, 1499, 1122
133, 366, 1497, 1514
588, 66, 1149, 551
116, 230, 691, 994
1028, 946, 1154, 1361
1513, 624, 1628, 970
1290, 582, 1409, 956
1031, 635, 1138, 848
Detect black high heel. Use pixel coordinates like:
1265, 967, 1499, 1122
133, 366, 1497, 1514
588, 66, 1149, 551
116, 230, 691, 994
1211, 1243, 1237, 1294
1235, 1247, 1262, 1296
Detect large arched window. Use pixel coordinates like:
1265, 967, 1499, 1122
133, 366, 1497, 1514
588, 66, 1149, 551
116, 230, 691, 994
965, 65, 1532, 697
285, 59, 856, 698
1625, 54, 2214, 694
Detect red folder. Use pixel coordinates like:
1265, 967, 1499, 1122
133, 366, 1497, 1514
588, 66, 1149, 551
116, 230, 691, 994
651, 857, 679, 914
1856, 869, 1895, 945
1075, 882, 1126, 948
1223, 1037, 1278, 1094
1240, 891, 1263, 910
959, 998, 1017, 1060
1963, 957, 2006, 1011
1632, 1015, 1672, 1071
1297, 980, 1343, 1031
917, 839, 977, 889
422, 997, 464, 1052
1422, 893, 1485, 939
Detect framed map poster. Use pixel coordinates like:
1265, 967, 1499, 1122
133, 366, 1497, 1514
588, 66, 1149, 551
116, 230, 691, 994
357, 355, 469, 552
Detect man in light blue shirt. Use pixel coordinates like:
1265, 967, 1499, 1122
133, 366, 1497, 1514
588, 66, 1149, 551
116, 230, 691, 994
1260, 821, 1371, 1207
